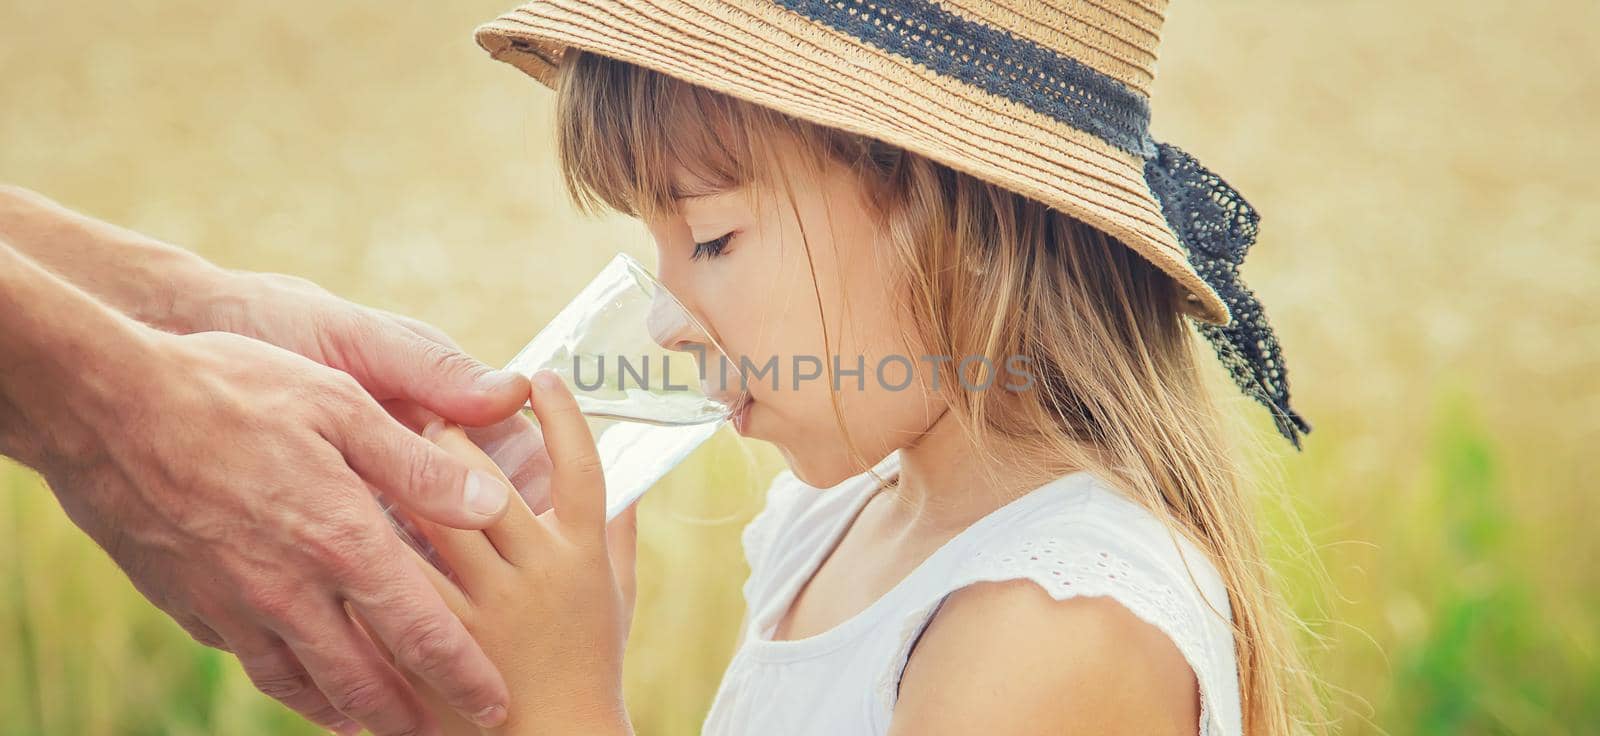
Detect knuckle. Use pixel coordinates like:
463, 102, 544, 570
423, 339, 483, 380
398, 315, 458, 349
326, 677, 391, 721
393, 618, 465, 679
303, 702, 351, 730
181, 623, 228, 650
333, 368, 366, 395
320, 368, 368, 405
235, 646, 310, 701
304, 517, 386, 584
379, 725, 426, 736
239, 582, 302, 621
403, 442, 452, 499
250, 669, 310, 701
574, 453, 605, 479
299, 366, 369, 420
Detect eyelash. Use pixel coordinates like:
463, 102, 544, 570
691, 232, 733, 261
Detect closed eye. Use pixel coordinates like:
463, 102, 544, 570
692, 232, 733, 261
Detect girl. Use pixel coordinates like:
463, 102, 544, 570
395, 0, 1318, 733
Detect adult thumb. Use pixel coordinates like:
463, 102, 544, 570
344, 314, 530, 427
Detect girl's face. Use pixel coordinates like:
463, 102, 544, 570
645, 144, 943, 487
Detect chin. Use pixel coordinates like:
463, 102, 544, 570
777, 443, 890, 489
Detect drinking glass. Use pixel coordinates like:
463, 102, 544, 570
383, 253, 747, 570
502, 252, 747, 425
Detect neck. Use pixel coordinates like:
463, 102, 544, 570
881, 405, 1050, 533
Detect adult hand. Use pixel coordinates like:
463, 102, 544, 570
0, 189, 554, 734
199, 268, 561, 505
0, 182, 545, 508
0, 183, 546, 522
19, 328, 515, 735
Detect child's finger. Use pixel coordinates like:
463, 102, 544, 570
606, 500, 640, 610
379, 398, 439, 434
424, 419, 544, 564
405, 536, 471, 616
401, 510, 500, 597
527, 370, 607, 537
410, 421, 511, 586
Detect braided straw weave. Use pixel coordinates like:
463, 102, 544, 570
475, 0, 1314, 447
476, 0, 1219, 319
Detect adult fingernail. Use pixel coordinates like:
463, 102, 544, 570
465, 469, 509, 518
471, 703, 508, 728
423, 418, 447, 440
474, 369, 524, 392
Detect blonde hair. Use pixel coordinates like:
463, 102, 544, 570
553, 49, 1319, 735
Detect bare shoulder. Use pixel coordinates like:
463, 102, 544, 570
889, 578, 1201, 736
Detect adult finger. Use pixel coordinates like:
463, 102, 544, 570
526, 370, 607, 535
341, 550, 509, 730
224, 627, 358, 736
380, 308, 464, 351
425, 420, 542, 563
279, 600, 438, 736
172, 612, 229, 651
384, 398, 550, 503
337, 313, 528, 427
402, 541, 471, 616
333, 399, 512, 530
383, 399, 555, 522
396, 420, 507, 574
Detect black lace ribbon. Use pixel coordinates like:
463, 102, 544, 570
758, 0, 1309, 449
1142, 142, 1312, 449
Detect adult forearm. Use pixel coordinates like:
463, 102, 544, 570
0, 184, 227, 335
0, 240, 153, 470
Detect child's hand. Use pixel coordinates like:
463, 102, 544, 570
401, 371, 637, 735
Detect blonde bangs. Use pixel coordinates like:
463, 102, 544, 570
554, 50, 780, 222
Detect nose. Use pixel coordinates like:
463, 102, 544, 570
645, 275, 744, 399
646, 286, 703, 354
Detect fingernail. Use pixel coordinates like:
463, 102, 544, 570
464, 470, 509, 518
422, 418, 447, 440
471, 703, 508, 728
475, 369, 523, 392
532, 370, 562, 392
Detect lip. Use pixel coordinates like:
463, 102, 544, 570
726, 393, 754, 435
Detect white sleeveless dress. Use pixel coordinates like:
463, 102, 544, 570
701, 449, 1243, 736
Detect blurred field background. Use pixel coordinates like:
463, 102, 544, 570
2, 0, 1596, 733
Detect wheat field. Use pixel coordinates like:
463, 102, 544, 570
1, 1, 1596, 734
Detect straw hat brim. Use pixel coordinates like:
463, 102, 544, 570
475, 0, 1232, 326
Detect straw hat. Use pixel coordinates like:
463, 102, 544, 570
474, 0, 1312, 448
